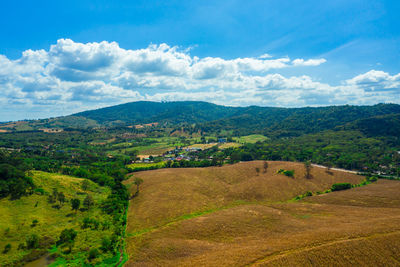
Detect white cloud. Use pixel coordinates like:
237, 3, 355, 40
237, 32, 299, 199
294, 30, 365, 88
0, 39, 399, 120
292, 58, 327, 66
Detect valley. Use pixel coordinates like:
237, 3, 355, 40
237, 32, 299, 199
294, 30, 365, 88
0, 101, 399, 266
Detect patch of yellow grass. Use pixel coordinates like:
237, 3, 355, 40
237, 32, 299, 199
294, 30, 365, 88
124, 162, 400, 266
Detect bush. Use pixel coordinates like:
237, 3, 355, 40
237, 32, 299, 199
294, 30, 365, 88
331, 182, 352, 191
366, 176, 378, 182
31, 219, 39, 227
34, 188, 45, 195
26, 234, 39, 249
277, 169, 295, 177
3, 243, 11, 254
88, 248, 99, 261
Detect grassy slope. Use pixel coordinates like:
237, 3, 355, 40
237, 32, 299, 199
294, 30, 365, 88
0, 171, 113, 266
233, 134, 269, 143
123, 161, 398, 266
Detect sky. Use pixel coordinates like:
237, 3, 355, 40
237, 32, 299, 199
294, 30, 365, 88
1, 0, 400, 121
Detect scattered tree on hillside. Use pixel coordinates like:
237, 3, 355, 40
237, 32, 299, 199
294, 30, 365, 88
325, 161, 333, 174
57, 228, 77, 253
88, 248, 99, 261
71, 198, 80, 213
58, 192, 66, 206
304, 161, 312, 179
3, 243, 11, 254
48, 188, 58, 203
83, 194, 94, 210
81, 179, 90, 191
255, 167, 260, 175
26, 234, 39, 249
263, 161, 269, 173
133, 177, 144, 193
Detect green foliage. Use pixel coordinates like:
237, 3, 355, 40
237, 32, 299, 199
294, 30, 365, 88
3, 244, 11, 254
277, 169, 295, 177
71, 198, 80, 212
88, 248, 99, 261
331, 183, 352, 191
81, 217, 100, 230
57, 228, 77, 246
83, 194, 94, 210
31, 219, 39, 227
26, 234, 39, 249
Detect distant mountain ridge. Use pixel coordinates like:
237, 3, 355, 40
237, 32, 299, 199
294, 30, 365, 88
1, 101, 400, 138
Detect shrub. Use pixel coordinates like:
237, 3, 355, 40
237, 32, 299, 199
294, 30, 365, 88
3, 243, 11, 254
88, 248, 99, 261
277, 169, 294, 177
331, 182, 352, 191
26, 234, 39, 249
31, 219, 39, 227
34, 188, 45, 195
367, 176, 378, 182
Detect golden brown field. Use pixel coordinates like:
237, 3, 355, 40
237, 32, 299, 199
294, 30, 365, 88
124, 161, 400, 266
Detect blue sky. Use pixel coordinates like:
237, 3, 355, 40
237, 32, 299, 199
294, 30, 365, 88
1, 0, 400, 120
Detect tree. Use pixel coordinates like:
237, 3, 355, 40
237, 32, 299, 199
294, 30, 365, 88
88, 248, 99, 261
71, 198, 80, 213
57, 228, 77, 253
58, 192, 66, 206
3, 244, 11, 254
26, 234, 39, 249
83, 194, 94, 210
255, 167, 260, 175
263, 161, 269, 173
127, 150, 139, 162
304, 161, 312, 179
325, 161, 333, 174
81, 179, 90, 191
133, 177, 144, 193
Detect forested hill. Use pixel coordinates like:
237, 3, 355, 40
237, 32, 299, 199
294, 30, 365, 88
73, 101, 240, 124
2, 101, 400, 137
74, 101, 400, 130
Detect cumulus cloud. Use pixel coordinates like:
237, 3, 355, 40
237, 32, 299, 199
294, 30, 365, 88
292, 58, 327, 66
0, 39, 399, 120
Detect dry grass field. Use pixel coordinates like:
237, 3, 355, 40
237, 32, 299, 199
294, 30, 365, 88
122, 161, 400, 266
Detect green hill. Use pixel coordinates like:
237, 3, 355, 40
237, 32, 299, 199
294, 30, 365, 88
0, 171, 117, 266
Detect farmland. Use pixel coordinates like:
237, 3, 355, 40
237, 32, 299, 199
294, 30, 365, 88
121, 161, 400, 266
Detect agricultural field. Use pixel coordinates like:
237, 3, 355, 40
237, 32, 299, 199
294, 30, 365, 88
110, 137, 187, 156
0, 171, 116, 266
121, 161, 400, 266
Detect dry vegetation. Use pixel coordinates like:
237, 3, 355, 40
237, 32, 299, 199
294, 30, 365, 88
122, 161, 400, 266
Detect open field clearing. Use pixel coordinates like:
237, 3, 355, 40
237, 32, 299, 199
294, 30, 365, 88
234, 134, 269, 144
0, 171, 114, 266
127, 162, 166, 169
121, 161, 400, 266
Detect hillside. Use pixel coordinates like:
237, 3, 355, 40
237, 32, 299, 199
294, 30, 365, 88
74, 101, 240, 125
121, 161, 400, 266
123, 161, 400, 266
1, 102, 400, 138
0, 171, 116, 266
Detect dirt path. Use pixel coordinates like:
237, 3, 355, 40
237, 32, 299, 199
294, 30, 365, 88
311, 164, 358, 174
246, 230, 400, 266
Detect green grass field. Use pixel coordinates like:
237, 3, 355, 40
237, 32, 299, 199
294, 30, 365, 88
233, 134, 269, 144
0, 171, 116, 266
127, 162, 166, 169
